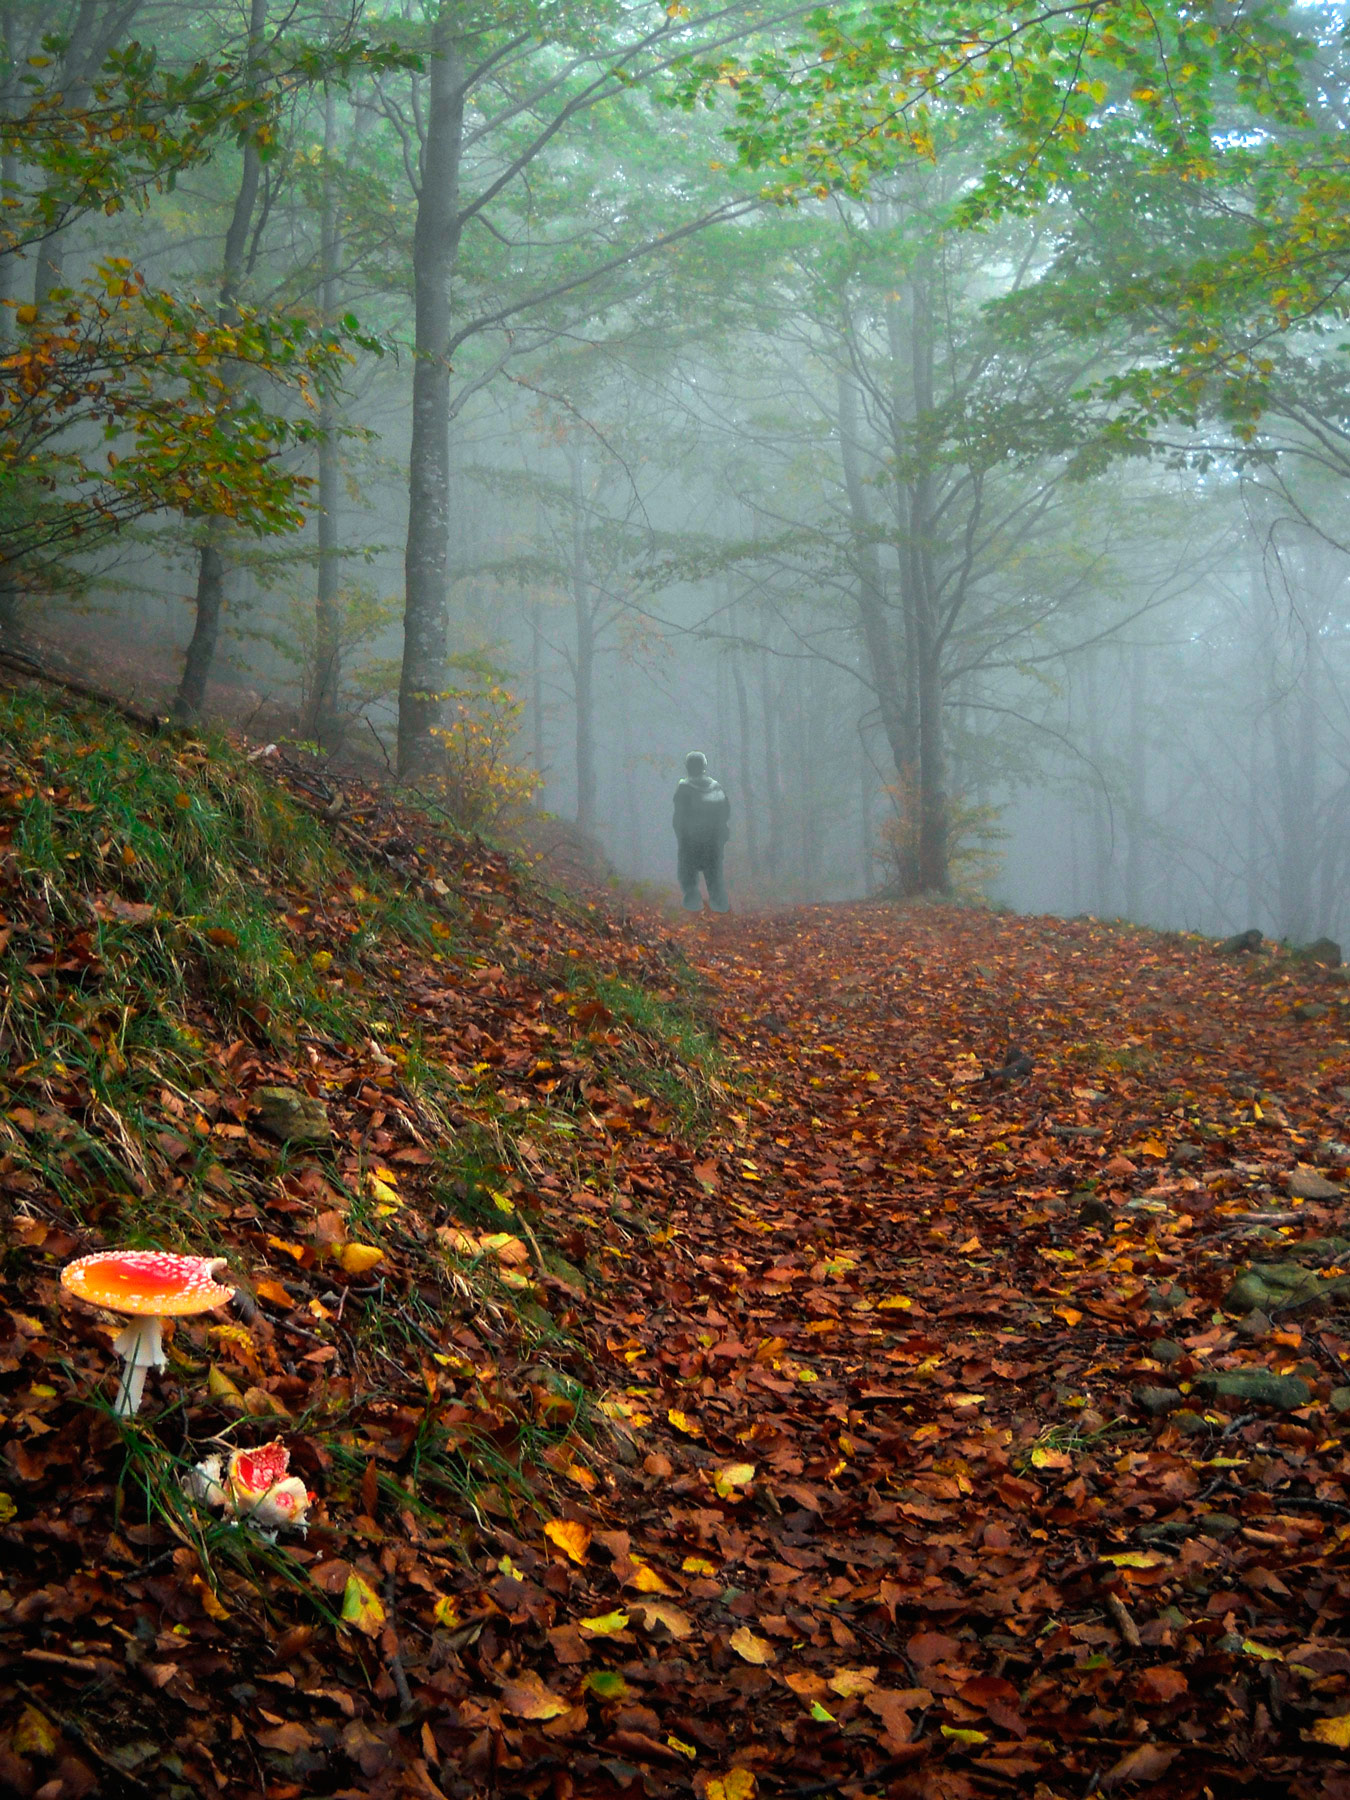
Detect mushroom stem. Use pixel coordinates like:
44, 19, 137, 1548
110, 1314, 165, 1415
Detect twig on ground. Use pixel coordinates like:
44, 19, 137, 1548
1106, 1590, 1142, 1649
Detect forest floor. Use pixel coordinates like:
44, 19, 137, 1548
5, 689, 1350, 1800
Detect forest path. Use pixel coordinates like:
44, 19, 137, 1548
594, 902, 1350, 1798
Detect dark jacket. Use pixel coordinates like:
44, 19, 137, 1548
673, 773, 730, 842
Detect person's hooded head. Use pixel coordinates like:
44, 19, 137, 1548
685, 751, 708, 777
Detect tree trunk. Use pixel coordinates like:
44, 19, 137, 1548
529, 593, 545, 777
907, 261, 949, 894
0, 6, 22, 340
32, 0, 134, 311
173, 0, 266, 724
1083, 648, 1113, 913
759, 649, 782, 885
305, 82, 343, 750
398, 11, 465, 778
570, 448, 596, 835
837, 373, 912, 782
175, 540, 226, 717
1123, 641, 1148, 921
730, 623, 760, 883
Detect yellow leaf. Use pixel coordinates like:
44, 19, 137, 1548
668, 1408, 701, 1435
706, 1770, 756, 1800
713, 1462, 756, 1499
1102, 1551, 1164, 1569
683, 1555, 717, 1574
579, 1610, 630, 1637
0, 1492, 15, 1523
544, 1519, 592, 1564
1311, 1714, 1350, 1748
13, 1704, 59, 1758
500, 1670, 569, 1720
207, 1365, 245, 1407
1031, 1445, 1073, 1470
340, 1572, 386, 1637
828, 1666, 878, 1697
367, 1171, 401, 1212
190, 1573, 230, 1620
940, 1726, 988, 1746
1054, 1306, 1083, 1326
668, 1735, 698, 1758
1242, 1639, 1282, 1661
876, 1294, 912, 1311
339, 1243, 384, 1275
630, 1560, 675, 1593
432, 1595, 461, 1628
809, 1700, 835, 1722
729, 1626, 774, 1665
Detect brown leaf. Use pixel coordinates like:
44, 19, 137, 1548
1101, 1745, 1179, 1789
1136, 1665, 1189, 1706
500, 1669, 570, 1719
256, 1721, 316, 1754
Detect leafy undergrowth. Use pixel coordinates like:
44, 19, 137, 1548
0, 686, 723, 1799
8, 690, 1350, 1800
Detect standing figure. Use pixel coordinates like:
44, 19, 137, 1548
673, 751, 730, 913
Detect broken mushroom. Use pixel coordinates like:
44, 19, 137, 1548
227, 1442, 310, 1530
61, 1250, 235, 1415
185, 1440, 311, 1535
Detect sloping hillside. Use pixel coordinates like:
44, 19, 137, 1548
0, 684, 726, 1799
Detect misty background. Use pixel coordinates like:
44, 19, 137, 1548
7, 0, 1350, 946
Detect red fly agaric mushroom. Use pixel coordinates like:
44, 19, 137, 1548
227, 1443, 310, 1530
61, 1250, 235, 1415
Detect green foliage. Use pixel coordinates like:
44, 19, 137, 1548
671, 0, 1307, 213
0, 263, 356, 586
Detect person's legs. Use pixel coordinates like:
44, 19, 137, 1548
703, 839, 729, 912
676, 836, 703, 911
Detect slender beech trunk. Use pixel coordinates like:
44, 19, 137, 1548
0, 6, 21, 337
838, 372, 913, 786
759, 650, 783, 883
305, 82, 343, 749
32, 0, 116, 311
730, 615, 760, 882
398, 10, 465, 778
529, 594, 545, 776
859, 734, 875, 896
1272, 630, 1317, 941
1123, 641, 1148, 921
173, 0, 266, 723
569, 448, 596, 835
908, 259, 949, 894
1083, 648, 1113, 913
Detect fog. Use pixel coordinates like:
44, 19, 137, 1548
8, 0, 1350, 947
